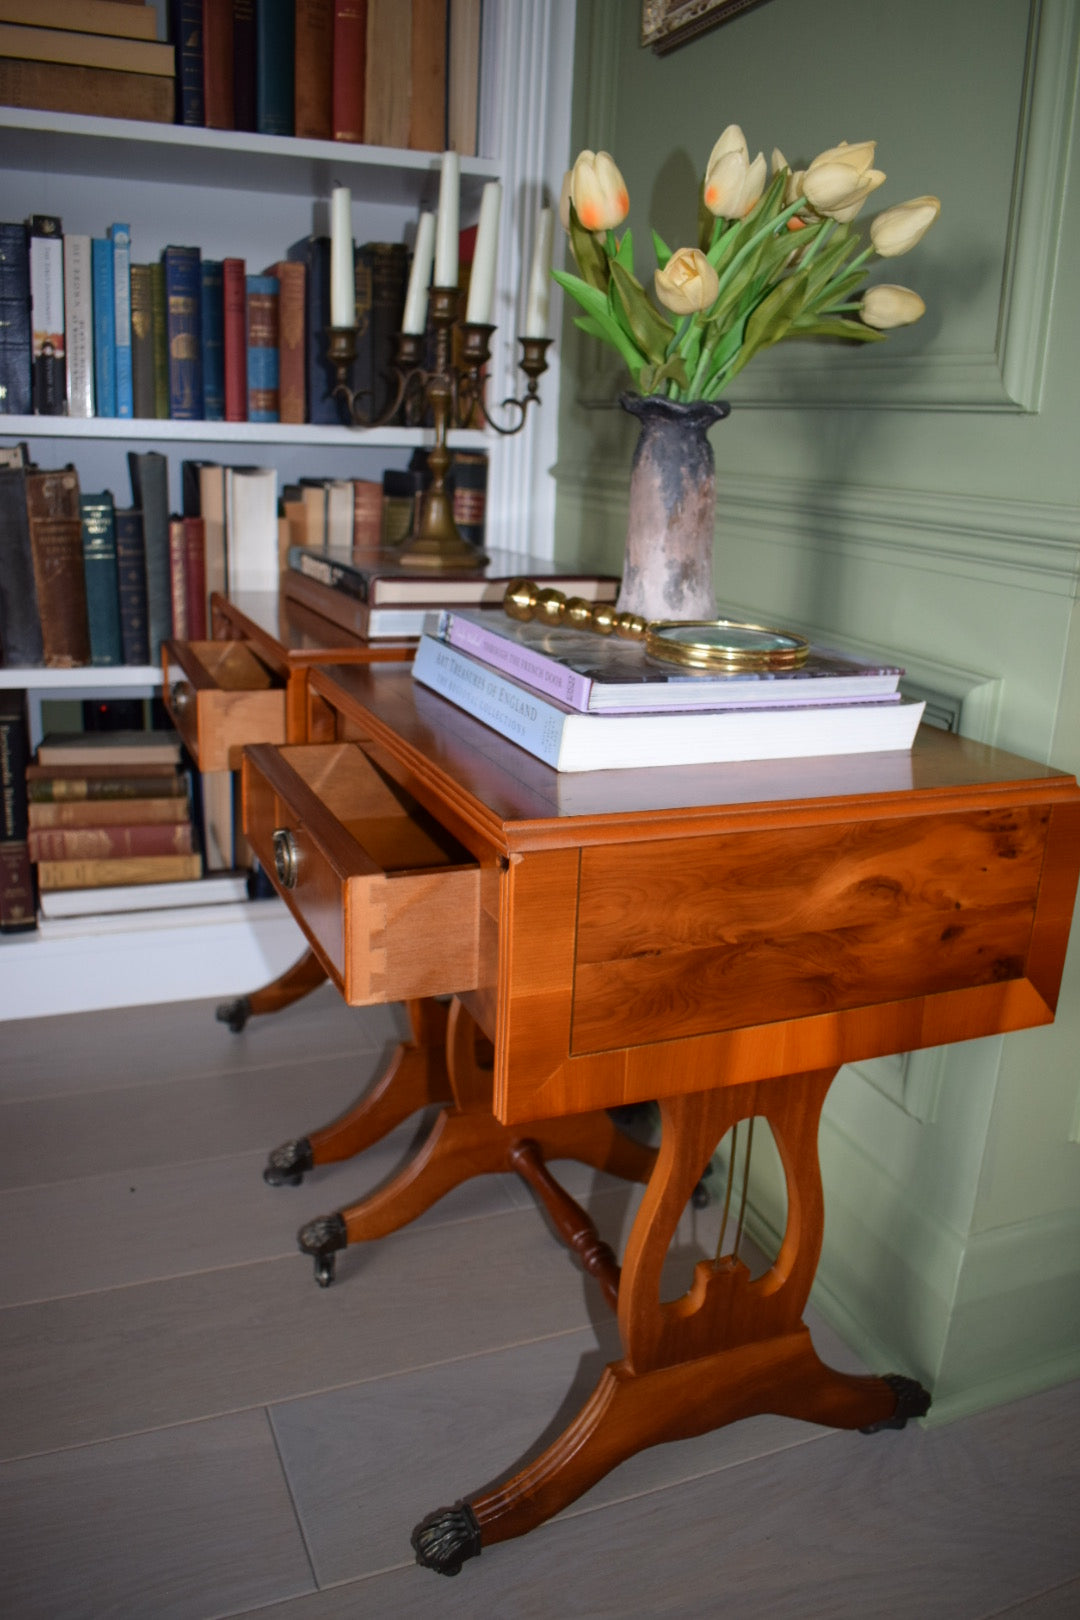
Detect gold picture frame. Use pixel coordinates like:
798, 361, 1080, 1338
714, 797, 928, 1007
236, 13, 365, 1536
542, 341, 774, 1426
641, 0, 769, 55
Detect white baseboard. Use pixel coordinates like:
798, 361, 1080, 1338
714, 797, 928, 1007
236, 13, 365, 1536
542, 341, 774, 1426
0, 900, 306, 1020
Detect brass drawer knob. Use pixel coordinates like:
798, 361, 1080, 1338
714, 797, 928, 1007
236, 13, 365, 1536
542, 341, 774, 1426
170, 681, 194, 714
272, 827, 300, 890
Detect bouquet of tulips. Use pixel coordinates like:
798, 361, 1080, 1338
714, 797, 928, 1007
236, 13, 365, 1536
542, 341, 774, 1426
554, 127, 941, 401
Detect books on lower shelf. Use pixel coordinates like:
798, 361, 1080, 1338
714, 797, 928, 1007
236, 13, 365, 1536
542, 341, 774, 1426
433, 608, 905, 713
411, 636, 927, 773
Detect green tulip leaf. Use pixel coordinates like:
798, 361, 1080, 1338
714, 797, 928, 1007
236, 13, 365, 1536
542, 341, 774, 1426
652, 229, 672, 271
609, 259, 675, 366
568, 203, 610, 292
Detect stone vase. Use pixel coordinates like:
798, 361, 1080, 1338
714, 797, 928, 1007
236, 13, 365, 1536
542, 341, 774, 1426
617, 391, 731, 623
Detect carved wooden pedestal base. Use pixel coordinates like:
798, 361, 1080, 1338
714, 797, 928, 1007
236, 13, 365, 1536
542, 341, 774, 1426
217, 945, 328, 1033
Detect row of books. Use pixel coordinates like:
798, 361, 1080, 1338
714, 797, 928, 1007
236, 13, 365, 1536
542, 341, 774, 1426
171, 0, 481, 156
0, 215, 412, 426
410, 607, 927, 772
0, 1, 481, 154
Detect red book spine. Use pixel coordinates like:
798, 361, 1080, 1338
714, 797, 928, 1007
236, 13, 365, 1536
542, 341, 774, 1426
203, 0, 235, 129
332, 0, 366, 142
168, 517, 188, 639
222, 257, 247, 421
183, 516, 207, 639
295, 0, 334, 140
28, 822, 195, 861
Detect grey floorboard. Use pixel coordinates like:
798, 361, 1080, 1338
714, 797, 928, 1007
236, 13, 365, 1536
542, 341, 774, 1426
985, 1582, 1080, 1619
0, 1409, 315, 1620
0, 987, 407, 1102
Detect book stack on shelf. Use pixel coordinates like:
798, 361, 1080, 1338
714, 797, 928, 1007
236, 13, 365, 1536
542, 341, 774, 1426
412, 607, 927, 773
26, 727, 205, 913
0, 0, 174, 126
0, 210, 415, 429
171, 0, 481, 155
283, 546, 621, 642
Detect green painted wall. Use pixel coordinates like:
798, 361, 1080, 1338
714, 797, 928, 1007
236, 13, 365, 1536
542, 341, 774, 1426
555, 0, 1080, 1420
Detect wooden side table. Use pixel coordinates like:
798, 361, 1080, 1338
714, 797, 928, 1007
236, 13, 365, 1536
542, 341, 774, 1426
240, 663, 1080, 1573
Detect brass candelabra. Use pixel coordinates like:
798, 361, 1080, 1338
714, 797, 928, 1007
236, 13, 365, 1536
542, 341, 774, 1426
326, 288, 551, 569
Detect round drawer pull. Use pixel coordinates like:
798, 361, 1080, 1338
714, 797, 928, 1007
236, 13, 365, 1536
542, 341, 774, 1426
272, 827, 300, 890
170, 681, 194, 714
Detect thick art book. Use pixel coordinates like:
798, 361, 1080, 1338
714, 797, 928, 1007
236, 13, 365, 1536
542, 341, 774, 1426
287, 546, 619, 608
434, 607, 904, 713
412, 637, 925, 773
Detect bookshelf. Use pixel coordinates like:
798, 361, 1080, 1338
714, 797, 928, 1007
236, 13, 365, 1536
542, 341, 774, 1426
0, 1, 577, 1019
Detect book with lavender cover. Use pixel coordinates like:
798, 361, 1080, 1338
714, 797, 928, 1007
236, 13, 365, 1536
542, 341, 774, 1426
432, 608, 904, 714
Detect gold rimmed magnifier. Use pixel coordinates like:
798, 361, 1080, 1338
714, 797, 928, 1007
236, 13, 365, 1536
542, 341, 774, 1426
503, 580, 809, 672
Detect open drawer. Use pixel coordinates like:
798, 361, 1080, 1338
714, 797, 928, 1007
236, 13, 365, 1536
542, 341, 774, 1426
242, 741, 481, 1004
163, 640, 287, 771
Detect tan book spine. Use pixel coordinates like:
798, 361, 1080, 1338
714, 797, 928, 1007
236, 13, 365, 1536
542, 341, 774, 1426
0, 22, 174, 75
0, 1, 159, 40
409, 0, 445, 152
0, 58, 174, 120
269, 259, 305, 424
28, 797, 190, 827
37, 853, 203, 889
364, 0, 410, 147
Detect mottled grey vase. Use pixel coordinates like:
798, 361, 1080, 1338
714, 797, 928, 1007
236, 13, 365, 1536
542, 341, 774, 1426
618, 392, 731, 622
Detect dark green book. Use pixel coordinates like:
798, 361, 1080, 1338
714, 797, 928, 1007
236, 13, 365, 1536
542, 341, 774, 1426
0, 460, 45, 667
114, 506, 150, 667
79, 491, 123, 667
130, 264, 156, 421
150, 261, 169, 419
127, 451, 171, 661
255, 0, 295, 137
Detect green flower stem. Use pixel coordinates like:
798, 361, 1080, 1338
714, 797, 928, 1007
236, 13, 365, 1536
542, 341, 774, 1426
709, 196, 807, 305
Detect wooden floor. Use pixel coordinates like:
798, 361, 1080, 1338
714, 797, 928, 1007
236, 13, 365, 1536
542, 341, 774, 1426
1, 985, 1078, 1620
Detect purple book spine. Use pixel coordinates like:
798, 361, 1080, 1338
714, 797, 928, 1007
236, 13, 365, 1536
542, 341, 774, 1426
443, 615, 594, 712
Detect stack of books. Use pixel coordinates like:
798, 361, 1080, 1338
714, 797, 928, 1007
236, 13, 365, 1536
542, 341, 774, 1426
0, 2, 174, 125
283, 547, 621, 642
412, 608, 927, 772
26, 728, 203, 907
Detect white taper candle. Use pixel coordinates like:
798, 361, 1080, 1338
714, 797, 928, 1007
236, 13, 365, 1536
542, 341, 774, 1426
523, 207, 554, 337
329, 187, 354, 326
434, 151, 460, 286
401, 212, 436, 334
464, 182, 502, 325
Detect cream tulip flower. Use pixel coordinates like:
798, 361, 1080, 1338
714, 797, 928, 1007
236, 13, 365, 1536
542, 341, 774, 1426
654, 247, 719, 315
568, 149, 629, 232
771, 147, 805, 207
860, 284, 926, 329
870, 195, 942, 256
801, 138, 885, 222
704, 123, 767, 218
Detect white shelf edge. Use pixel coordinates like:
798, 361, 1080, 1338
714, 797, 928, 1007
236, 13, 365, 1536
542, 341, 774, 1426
0, 106, 502, 179
0, 665, 162, 690
0, 417, 490, 450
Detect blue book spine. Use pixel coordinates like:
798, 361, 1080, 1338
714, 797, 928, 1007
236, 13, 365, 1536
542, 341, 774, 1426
91, 237, 116, 418
200, 260, 224, 421
170, 0, 205, 126
79, 492, 123, 667
288, 234, 337, 424
111, 223, 133, 419
162, 245, 203, 419
0, 221, 31, 416
245, 273, 279, 423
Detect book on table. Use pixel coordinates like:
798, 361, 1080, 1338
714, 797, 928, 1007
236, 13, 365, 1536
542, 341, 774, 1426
286, 546, 620, 608
432, 607, 905, 713
411, 636, 926, 774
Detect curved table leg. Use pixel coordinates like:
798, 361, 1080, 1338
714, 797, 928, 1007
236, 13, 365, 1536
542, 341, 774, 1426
216, 946, 328, 1033
296, 1000, 657, 1285
265, 998, 452, 1187
412, 1066, 931, 1573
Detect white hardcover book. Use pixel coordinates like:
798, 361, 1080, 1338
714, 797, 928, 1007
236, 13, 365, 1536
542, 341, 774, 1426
38, 870, 250, 919
62, 233, 93, 418
326, 480, 354, 550
412, 637, 925, 773
227, 466, 278, 593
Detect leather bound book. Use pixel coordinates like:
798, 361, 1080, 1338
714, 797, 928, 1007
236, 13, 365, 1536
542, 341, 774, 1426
168, 514, 188, 638
113, 505, 150, 666
25, 464, 91, 667
364, 0, 410, 148
28, 821, 195, 862
369, 241, 408, 421
409, 0, 446, 152
222, 257, 247, 421
203, 0, 235, 129
287, 234, 338, 424
149, 261, 169, 417
79, 489, 123, 667
184, 514, 207, 639
0, 220, 31, 417
295, 0, 332, 140
0, 461, 45, 666
245, 273, 280, 422
162, 244, 203, 420
129, 264, 156, 420
232, 0, 256, 130
332, 0, 365, 142
255, 0, 294, 137
0, 688, 35, 931
170, 0, 205, 125
36, 853, 203, 889
0, 58, 173, 122
200, 259, 225, 420
268, 259, 305, 423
